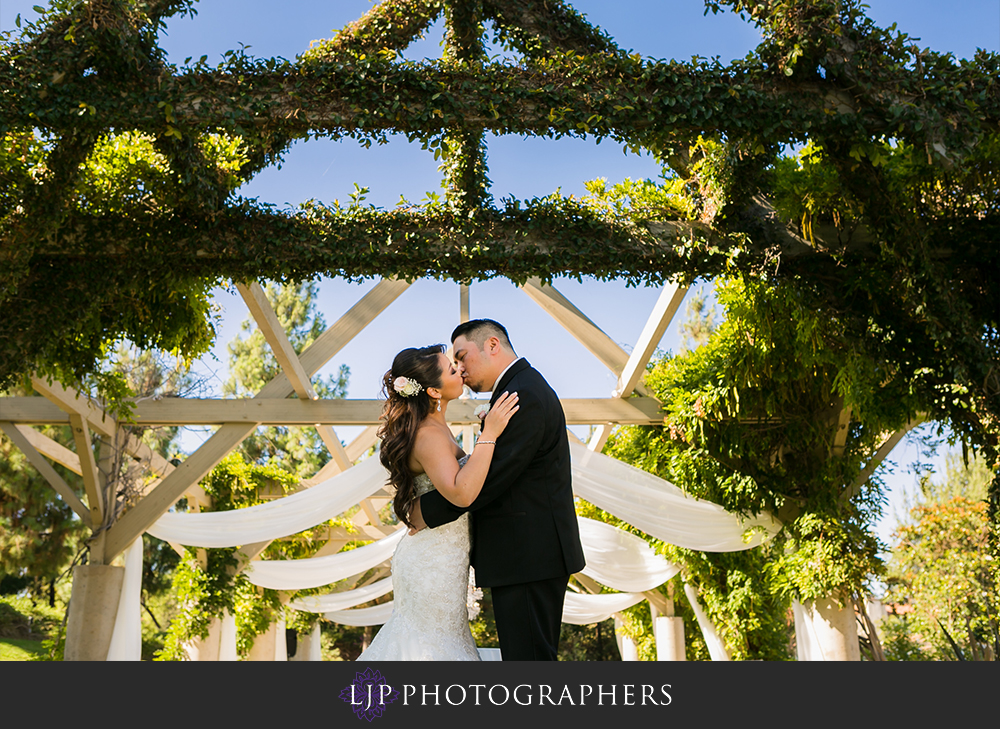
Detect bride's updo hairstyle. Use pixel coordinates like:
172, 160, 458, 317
378, 344, 446, 528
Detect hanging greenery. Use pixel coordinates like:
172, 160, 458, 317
2, 0, 999, 571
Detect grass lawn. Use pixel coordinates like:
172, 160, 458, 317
0, 637, 46, 661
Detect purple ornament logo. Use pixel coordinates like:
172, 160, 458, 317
340, 667, 400, 721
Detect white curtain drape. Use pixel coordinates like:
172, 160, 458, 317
148, 444, 777, 552
578, 517, 679, 592
322, 601, 395, 626
146, 454, 388, 548
570, 442, 780, 551
289, 576, 394, 613
683, 581, 731, 661
562, 591, 647, 625
244, 528, 404, 590
106, 537, 143, 661
250, 517, 674, 594
317, 590, 649, 627
139, 437, 780, 650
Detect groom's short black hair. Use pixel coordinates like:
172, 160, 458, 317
451, 319, 515, 353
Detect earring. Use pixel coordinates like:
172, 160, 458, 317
437, 399, 442, 412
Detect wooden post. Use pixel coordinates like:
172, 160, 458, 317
63, 564, 124, 661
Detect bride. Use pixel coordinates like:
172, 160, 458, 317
357, 344, 518, 661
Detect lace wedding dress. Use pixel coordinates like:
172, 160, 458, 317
357, 455, 481, 661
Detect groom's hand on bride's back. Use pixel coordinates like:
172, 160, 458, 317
408, 499, 427, 535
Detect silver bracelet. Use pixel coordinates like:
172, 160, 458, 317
477, 440, 496, 445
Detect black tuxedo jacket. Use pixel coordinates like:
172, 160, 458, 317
420, 359, 586, 588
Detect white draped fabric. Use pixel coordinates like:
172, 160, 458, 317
138, 437, 778, 653
323, 601, 395, 626
317, 590, 649, 627
146, 454, 388, 547
107, 537, 143, 661
244, 528, 404, 590
562, 591, 647, 625
569, 442, 780, 551
578, 517, 680, 592
683, 581, 731, 661
249, 517, 674, 594
147, 443, 777, 553
289, 576, 394, 613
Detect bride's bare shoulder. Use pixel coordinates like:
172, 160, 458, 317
410, 421, 458, 470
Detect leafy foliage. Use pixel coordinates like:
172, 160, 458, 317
2, 0, 1000, 657
1, 1, 997, 476
882, 453, 999, 660
603, 273, 929, 656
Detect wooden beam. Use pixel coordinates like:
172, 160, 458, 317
11, 390, 206, 506
0, 397, 62, 423
574, 573, 603, 595
616, 282, 688, 397
832, 405, 852, 457
27, 379, 176, 479
587, 283, 686, 454
301, 427, 379, 489
316, 426, 353, 471
844, 417, 924, 502
31, 378, 117, 437
298, 277, 411, 377
237, 282, 318, 399
587, 423, 613, 454
643, 589, 672, 616
235, 540, 273, 572
68, 414, 104, 528
237, 280, 355, 472
0, 422, 92, 527
0, 396, 663, 426
520, 278, 653, 397
460, 284, 470, 323
11, 424, 81, 474
345, 425, 380, 462
103, 423, 258, 560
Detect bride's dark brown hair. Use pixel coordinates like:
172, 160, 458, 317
377, 344, 447, 528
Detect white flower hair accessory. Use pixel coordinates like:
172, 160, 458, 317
393, 376, 423, 397
473, 403, 490, 421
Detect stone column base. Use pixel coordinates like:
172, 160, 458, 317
64, 564, 125, 661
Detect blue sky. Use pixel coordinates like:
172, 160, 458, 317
3, 1, 998, 546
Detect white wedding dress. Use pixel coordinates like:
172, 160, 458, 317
357, 455, 481, 661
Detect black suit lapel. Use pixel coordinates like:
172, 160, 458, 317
490, 359, 530, 404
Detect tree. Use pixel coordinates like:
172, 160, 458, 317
678, 282, 719, 354
882, 453, 999, 660
0, 414, 84, 605
2, 0, 999, 651
604, 273, 924, 658
223, 280, 349, 479
1, 346, 194, 608
2, 1, 997, 485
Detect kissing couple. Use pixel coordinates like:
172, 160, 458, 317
358, 319, 586, 661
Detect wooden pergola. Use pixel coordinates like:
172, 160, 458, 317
3, 0, 974, 661
0, 273, 695, 656
0, 271, 923, 660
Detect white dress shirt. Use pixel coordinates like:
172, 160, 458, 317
489, 356, 523, 394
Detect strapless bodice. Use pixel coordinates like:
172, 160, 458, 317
414, 453, 470, 496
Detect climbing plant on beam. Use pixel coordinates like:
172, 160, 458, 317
1, 0, 998, 514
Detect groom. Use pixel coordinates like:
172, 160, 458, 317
409, 319, 585, 660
